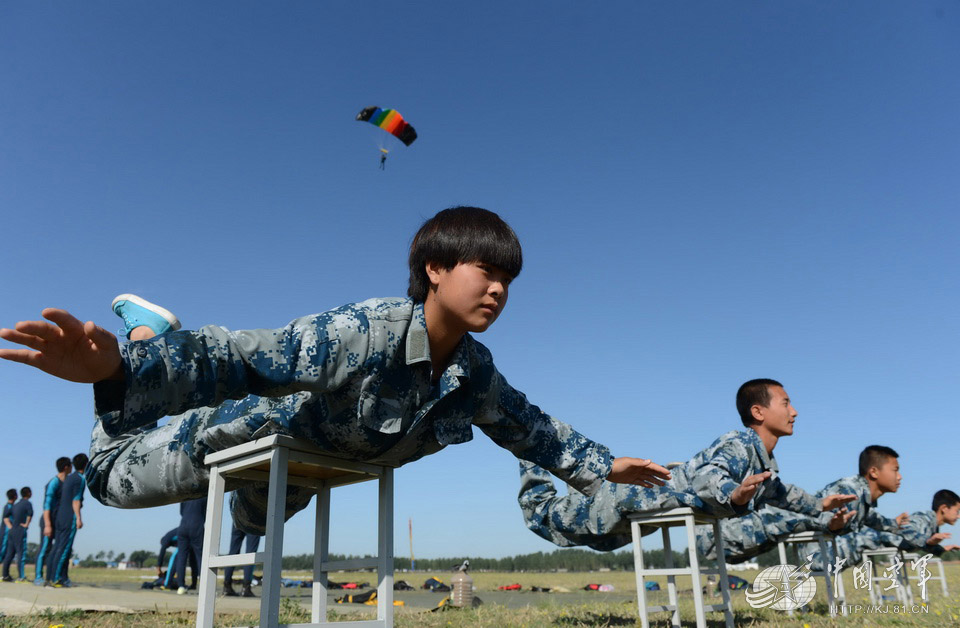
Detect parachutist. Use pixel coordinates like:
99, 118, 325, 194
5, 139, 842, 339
380, 153, 387, 169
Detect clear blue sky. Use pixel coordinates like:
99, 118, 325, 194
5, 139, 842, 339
1, 2, 957, 561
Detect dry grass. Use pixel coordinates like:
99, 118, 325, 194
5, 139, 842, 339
3, 563, 958, 627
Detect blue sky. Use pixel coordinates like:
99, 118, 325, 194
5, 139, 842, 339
1, 2, 957, 560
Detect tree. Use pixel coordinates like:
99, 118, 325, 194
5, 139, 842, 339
128, 550, 153, 568
116, 552, 126, 563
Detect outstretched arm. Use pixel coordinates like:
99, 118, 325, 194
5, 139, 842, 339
0, 309, 122, 383
731, 472, 772, 506
607, 457, 671, 488
821, 494, 858, 511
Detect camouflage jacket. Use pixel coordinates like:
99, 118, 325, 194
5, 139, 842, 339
817, 475, 899, 533
92, 297, 612, 495
518, 428, 822, 550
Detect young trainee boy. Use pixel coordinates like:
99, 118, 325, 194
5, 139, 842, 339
517, 379, 854, 550
0, 490, 15, 565
0, 207, 670, 534
35, 456, 72, 585
704, 445, 908, 568
840, 489, 959, 562
48, 453, 87, 587
1, 487, 33, 582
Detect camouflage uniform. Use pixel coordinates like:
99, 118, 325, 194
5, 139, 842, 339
519, 428, 824, 551
700, 474, 899, 567
87, 298, 613, 533
849, 510, 946, 557
799, 475, 900, 570
695, 504, 829, 563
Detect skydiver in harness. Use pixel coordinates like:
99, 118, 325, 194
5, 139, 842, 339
379, 148, 388, 170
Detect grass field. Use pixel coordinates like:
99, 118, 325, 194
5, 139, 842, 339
1, 563, 958, 627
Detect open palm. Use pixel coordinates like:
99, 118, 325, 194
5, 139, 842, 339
0, 308, 122, 383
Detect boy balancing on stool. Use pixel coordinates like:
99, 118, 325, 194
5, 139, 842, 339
517, 379, 855, 550
698, 445, 909, 568
852, 489, 960, 558
0, 206, 670, 534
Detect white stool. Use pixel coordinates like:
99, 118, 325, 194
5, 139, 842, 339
902, 552, 948, 600
629, 508, 734, 628
196, 434, 395, 628
776, 531, 846, 617
861, 548, 913, 606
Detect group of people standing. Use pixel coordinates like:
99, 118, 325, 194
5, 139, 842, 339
152, 497, 261, 598
0, 453, 87, 587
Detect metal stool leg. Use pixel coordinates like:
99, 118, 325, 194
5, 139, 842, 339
312, 480, 330, 623
817, 534, 836, 617
661, 526, 680, 628
684, 513, 707, 628
776, 541, 794, 616
377, 469, 394, 625
711, 519, 734, 628
632, 519, 650, 628
260, 446, 290, 628
197, 463, 226, 628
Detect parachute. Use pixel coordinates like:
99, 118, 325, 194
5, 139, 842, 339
356, 106, 417, 146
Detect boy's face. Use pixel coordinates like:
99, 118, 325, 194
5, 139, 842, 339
754, 385, 797, 437
426, 261, 511, 332
871, 458, 901, 494
938, 503, 960, 525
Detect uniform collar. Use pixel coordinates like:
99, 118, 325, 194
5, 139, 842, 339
404, 301, 473, 381
744, 428, 779, 473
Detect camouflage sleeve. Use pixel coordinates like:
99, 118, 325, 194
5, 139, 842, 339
689, 439, 751, 517
761, 479, 822, 516
473, 370, 612, 497
516, 461, 632, 550
863, 508, 901, 533
896, 513, 944, 553
94, 310, 359, 436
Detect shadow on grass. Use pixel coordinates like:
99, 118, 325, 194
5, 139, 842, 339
553, 611, 638, 626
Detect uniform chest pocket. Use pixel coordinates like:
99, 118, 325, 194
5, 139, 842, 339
356, 375, 414, 435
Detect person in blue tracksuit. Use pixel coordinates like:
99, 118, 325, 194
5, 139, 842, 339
0, 490, 15, 564
2, 487, 33, 581
173, 497, 207, 594
157, 526, 197, 590
49, 453, 87, 587
35, 457, 72, 585
223, 521, 261, 597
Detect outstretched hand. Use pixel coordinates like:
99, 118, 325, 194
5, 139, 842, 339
895, 512, 910, 527
731, 471, 772, 506
607, 457, 672, 488
821, 494, 857, 511
926, 532, 951, 546
827, 507, 856, 531
0, 309, 122, 383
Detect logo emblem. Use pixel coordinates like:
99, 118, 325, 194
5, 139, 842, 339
746, 563, 817, 611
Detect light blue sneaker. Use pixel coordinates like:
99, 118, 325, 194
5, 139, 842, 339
112, 294, 181, 339
33, 577, 43, 586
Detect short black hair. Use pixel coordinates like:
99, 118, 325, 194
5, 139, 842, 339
72, 452, 89, 473
932, 489, 960, 512
56, 457, 72, 473
5, 489, 15, 501
407, 206, 522, 303
858, 445, 899, 476
20, 487, 30, 498
735, 379, 784, 427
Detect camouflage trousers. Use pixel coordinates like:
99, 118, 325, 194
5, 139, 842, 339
518, 461, 703, 552
695, 506, 826, 563
86, 405, 318, 535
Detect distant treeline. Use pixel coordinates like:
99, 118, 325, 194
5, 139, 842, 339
282, 548, 689, 572
281, 546, 960, 573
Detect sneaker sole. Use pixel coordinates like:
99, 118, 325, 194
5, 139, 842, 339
111, 294, 182, 331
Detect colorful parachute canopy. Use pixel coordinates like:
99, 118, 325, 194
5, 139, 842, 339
356, 106, 417, 146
